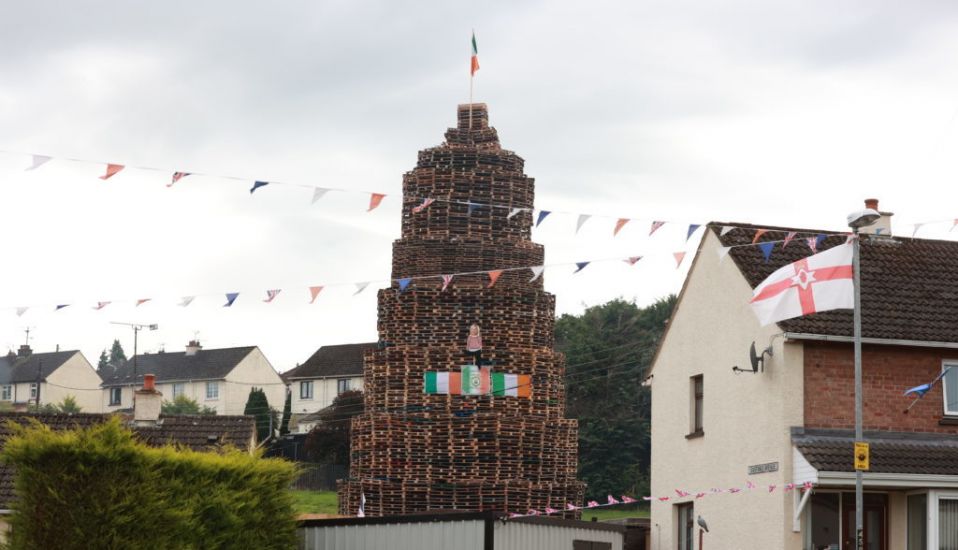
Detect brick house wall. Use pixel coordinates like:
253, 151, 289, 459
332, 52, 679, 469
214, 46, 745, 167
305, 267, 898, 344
803, 341, 958, 433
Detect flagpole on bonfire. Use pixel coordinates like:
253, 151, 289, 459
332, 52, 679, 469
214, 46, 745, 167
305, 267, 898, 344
469, 30, 479, 130
847, 205, 879, 550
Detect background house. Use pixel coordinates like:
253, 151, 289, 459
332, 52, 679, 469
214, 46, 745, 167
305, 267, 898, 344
100, 340, 285, 416
649, 201, 958, 550
283, 342, 374, 433
0, 345, 103, 413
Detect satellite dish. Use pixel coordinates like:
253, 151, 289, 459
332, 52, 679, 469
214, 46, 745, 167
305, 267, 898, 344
749, 342, 761, 373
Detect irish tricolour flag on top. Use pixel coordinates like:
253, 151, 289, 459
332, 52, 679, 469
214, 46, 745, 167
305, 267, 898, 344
424, 366, 531, 397
750, 242, 854, 326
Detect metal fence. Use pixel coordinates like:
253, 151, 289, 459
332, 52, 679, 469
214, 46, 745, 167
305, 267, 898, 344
292, 463, 346, 492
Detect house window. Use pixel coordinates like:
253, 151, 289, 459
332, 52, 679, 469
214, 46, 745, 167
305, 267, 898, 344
300, 381, 314, 400
689, 375, 703, 435
943, 363, 958, 415
941, 497, 958, 549
805, 492, 840, 550
907, 493, 926, 550
1, 385, 10, 401
206, 381, 219, 400
30, 383, 38, 400
109, 387, 121, 406
676, 502, 694, 550
172, 383, 185, 398
337, 378, 350, 394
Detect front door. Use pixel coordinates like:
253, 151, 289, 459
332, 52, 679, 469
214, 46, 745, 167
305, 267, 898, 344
842, 493, 887, 550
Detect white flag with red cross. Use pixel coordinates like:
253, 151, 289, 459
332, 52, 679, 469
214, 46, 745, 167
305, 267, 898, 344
750, 242, 854, 326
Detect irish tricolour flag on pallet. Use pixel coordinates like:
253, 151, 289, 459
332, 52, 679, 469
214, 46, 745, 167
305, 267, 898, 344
424, 366, 531, 397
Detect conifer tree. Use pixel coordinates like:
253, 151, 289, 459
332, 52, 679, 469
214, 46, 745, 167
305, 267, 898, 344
244, 387, 272, 442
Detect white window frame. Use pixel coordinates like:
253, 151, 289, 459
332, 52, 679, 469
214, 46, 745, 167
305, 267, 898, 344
929, 490, 958, 550
172, 382, 185, 399
109, 387, 121, 406
1, 385, 10, 401
205, 381, 219, 400
337, 378, 350, 395
30, 383, 38, 400
942, 361, 958, 416
300, 381, 314, 400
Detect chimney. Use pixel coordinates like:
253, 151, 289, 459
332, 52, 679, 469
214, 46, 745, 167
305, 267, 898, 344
859, 198, 893, 236
185, 340, 202, 356
16, 344, 31, 357
133, 373, 162, 425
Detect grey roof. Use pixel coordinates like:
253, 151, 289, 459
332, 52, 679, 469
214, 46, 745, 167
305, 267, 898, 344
0, 351, 80, 384
0, 412, 256, 508
284, 342, 376, 380
101, 346, 256, 386
793, 427, 958, 475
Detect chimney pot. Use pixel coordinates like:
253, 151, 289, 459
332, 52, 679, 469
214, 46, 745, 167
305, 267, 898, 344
865, 198, 879, 210
143, 374, 155, 391
859, 198, 893, 236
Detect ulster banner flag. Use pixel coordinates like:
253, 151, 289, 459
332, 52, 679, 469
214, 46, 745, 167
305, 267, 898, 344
750, 242, 853, 326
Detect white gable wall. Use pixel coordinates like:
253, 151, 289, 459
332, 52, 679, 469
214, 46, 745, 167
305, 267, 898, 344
41, 353, 104, 413
224, 347, 286, 417
649, 229, 805, 550
291, 375, 364, 416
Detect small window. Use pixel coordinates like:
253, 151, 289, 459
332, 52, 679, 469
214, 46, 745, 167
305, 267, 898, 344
300, 381, 314, 400
109, 387, 121, 406
943, 363, 958, 415
676, 502, 694, 550
30, 383, 38, 400
337, 379, 350, 394
1, 385, 10, 401
689, 375, 703, 435
206, 381, 219, 400
172, 383, 185, 399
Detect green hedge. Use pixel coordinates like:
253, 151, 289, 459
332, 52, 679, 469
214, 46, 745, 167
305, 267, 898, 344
1, 417, 297, 549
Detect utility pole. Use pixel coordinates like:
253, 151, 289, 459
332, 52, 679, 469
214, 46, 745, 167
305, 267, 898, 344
110, 322, 158, 404
35, 358, 42, 411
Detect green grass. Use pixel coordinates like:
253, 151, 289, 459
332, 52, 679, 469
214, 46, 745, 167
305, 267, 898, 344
580, 505, 649, 521
291, 490, 339, 515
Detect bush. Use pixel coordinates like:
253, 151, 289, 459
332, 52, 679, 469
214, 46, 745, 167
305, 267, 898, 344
161, 394, 216, 415
2, 417, 297, 549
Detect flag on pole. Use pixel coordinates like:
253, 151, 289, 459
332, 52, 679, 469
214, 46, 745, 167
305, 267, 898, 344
471, 31, 480, 76
357, 493, 366, 518
904, 366, 953, 398
749, 243, 854, 326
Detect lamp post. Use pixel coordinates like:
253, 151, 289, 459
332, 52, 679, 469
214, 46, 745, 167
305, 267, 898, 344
847, 207, 880, 550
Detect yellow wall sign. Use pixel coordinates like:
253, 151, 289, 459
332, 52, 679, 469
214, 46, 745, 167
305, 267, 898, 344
854, 442, 870, 471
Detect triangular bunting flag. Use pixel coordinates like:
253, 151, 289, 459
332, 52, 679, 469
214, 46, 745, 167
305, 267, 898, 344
783, 232, 797, 248
507, 207, 524, 220
15, 307, 27, 317
178, 296, 195, 307
412, 198, 435, 213
607, 495, 620, 505
758, 242, 775, 262
311, 187, 329, 204
487, 270, 503, 288
467, 201, 479, 215
529, 266, 545, 282
952, 219, 958, 232
720, 225, 734, 236
717, 246, 731, 262
768, 485, 777, 493
264, 289, 281, 303
624, 256, 642, 266
544, 507, 558, 515
55, 304, 70, 311
649, 221, 665, 236
573, 261, 590, 273
99, 164, 125, 180
566, 503, 578, 511
397, 278, 412, 292
912, 223, 924, 237
806, 237, 818, 252
25, 155, 51, 171
752, 229, 767, 244
815, 234, 827, 249
622, 496, 637, 504
136, 299, 151, 307
673, 252, 686, 267
224, 293, 239, 307
93, 301, 110, 310
308, 286, 324, 303
535, 210, 551, 227
440, 274, 453, 291
575, 214, 591, 234
687, 224, 701, 241
587, 501, 600, 508
354, 282, 370, 295
368, 193, 386, 211
613, 218, 630, 236
250, 180, 269, 194
168, 172, 190, 187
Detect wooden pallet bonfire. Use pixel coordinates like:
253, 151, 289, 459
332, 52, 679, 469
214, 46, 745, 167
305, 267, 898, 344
338, 104, 585, 517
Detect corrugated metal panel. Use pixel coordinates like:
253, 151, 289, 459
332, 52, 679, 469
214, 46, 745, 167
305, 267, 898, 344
298, 519, 486, 550
494, 521, 624, 550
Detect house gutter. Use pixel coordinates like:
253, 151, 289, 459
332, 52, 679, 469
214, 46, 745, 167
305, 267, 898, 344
783, 333, 958, 350
816, 471, 958, 489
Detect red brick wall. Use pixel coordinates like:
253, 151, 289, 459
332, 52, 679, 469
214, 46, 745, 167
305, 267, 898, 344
804, 341, 958, 433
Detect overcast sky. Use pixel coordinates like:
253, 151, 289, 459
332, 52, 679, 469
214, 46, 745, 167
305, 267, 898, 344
2, 0, 958, 372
